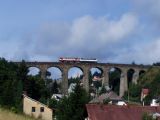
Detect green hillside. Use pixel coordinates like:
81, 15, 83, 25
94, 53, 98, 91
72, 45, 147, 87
0, 108, 36, 120
137, 67, 160, 104
124, 67, 160, 104
138, 67, 160, 87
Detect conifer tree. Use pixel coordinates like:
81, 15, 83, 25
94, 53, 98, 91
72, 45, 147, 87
56, 81, 89, 120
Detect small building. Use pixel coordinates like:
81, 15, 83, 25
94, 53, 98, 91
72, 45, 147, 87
51, 94, 63, 101
141, 88, 149, 101
151, 99, 160, 106
23, 95, 53, 120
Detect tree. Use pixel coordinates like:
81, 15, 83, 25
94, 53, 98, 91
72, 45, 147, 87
26, 75, 49, 101
46, 71, 51, 77
14, 79, 23, 111
0, 58, 51, 111
17, 60, 28, 91
99, 85, 107, 95
51, 81, 59, 94
0, 58, 23, 110
56, 81, 89, 120
123, 83, 141, 102
142, 73, 160, 105
109, 69, 121, 95
142, 112, 156, 120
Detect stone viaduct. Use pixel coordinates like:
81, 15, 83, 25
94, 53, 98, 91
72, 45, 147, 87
17, 62, 149, 97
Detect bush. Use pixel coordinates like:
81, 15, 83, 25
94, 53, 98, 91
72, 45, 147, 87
11, 107, 18, 113
103, 98, 110, 104
142, 112, 156, 120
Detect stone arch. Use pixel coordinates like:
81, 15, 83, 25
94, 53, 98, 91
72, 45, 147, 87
89, 67, 103, 96
68, 66, 84, 86
127, 68, 135, 87
90, 66, 103, 74
68, 65, 84, 73
27, 66, 40, 76
90, 67, 103, 77
139, 70, 146, 78
46, 66, 62, 80
109, 67, 122, 95
46, 67, 62, 94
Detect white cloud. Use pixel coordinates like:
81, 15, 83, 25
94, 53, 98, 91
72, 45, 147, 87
69, 13, 138, 46
0, 12, 140, 64
105, 0, 160, 64
29, 13, 138, 60
138, 39, 160, 63
109, 38, 160, 64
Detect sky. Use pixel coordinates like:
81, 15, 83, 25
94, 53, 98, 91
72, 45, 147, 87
1, 0, 160, 65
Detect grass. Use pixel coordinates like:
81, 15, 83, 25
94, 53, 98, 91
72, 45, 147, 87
0, 108, 36, 120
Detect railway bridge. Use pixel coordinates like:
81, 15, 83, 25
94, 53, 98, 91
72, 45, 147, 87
16, 62, 149, 96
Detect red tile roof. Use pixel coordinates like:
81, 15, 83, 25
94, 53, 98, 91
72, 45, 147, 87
86, 104, 160, 120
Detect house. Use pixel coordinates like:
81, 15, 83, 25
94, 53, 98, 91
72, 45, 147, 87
86, 104, 160, 120
51, 94, 63, 101
151, 99, 160, 106
23, 95, 53, 120
141, 88, 149, 101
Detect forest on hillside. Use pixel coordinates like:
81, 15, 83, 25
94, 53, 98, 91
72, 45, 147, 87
123, 67, 160, 105
0, 58, 49, 111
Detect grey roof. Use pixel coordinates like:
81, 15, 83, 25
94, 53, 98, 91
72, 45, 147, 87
89, 91, 122, 103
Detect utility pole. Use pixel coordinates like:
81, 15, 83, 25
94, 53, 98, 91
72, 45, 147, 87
128, 89, 130, 102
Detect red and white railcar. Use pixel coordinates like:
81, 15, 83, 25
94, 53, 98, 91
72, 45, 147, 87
59, 57, 97, 63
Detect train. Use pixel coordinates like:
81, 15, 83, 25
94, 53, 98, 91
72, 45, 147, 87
59, 57, 98, 63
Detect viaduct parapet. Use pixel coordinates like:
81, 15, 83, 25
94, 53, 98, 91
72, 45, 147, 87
15, 62, 150, 97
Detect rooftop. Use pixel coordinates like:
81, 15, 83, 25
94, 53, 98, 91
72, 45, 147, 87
86, 104, 160, 120
89, 91, 122, 104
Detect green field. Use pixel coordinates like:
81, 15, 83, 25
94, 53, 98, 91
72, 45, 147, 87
0, 108, 36, 120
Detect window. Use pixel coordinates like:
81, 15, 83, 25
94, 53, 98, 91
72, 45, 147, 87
32, 107, 36, 112
40, 107, 44, 112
